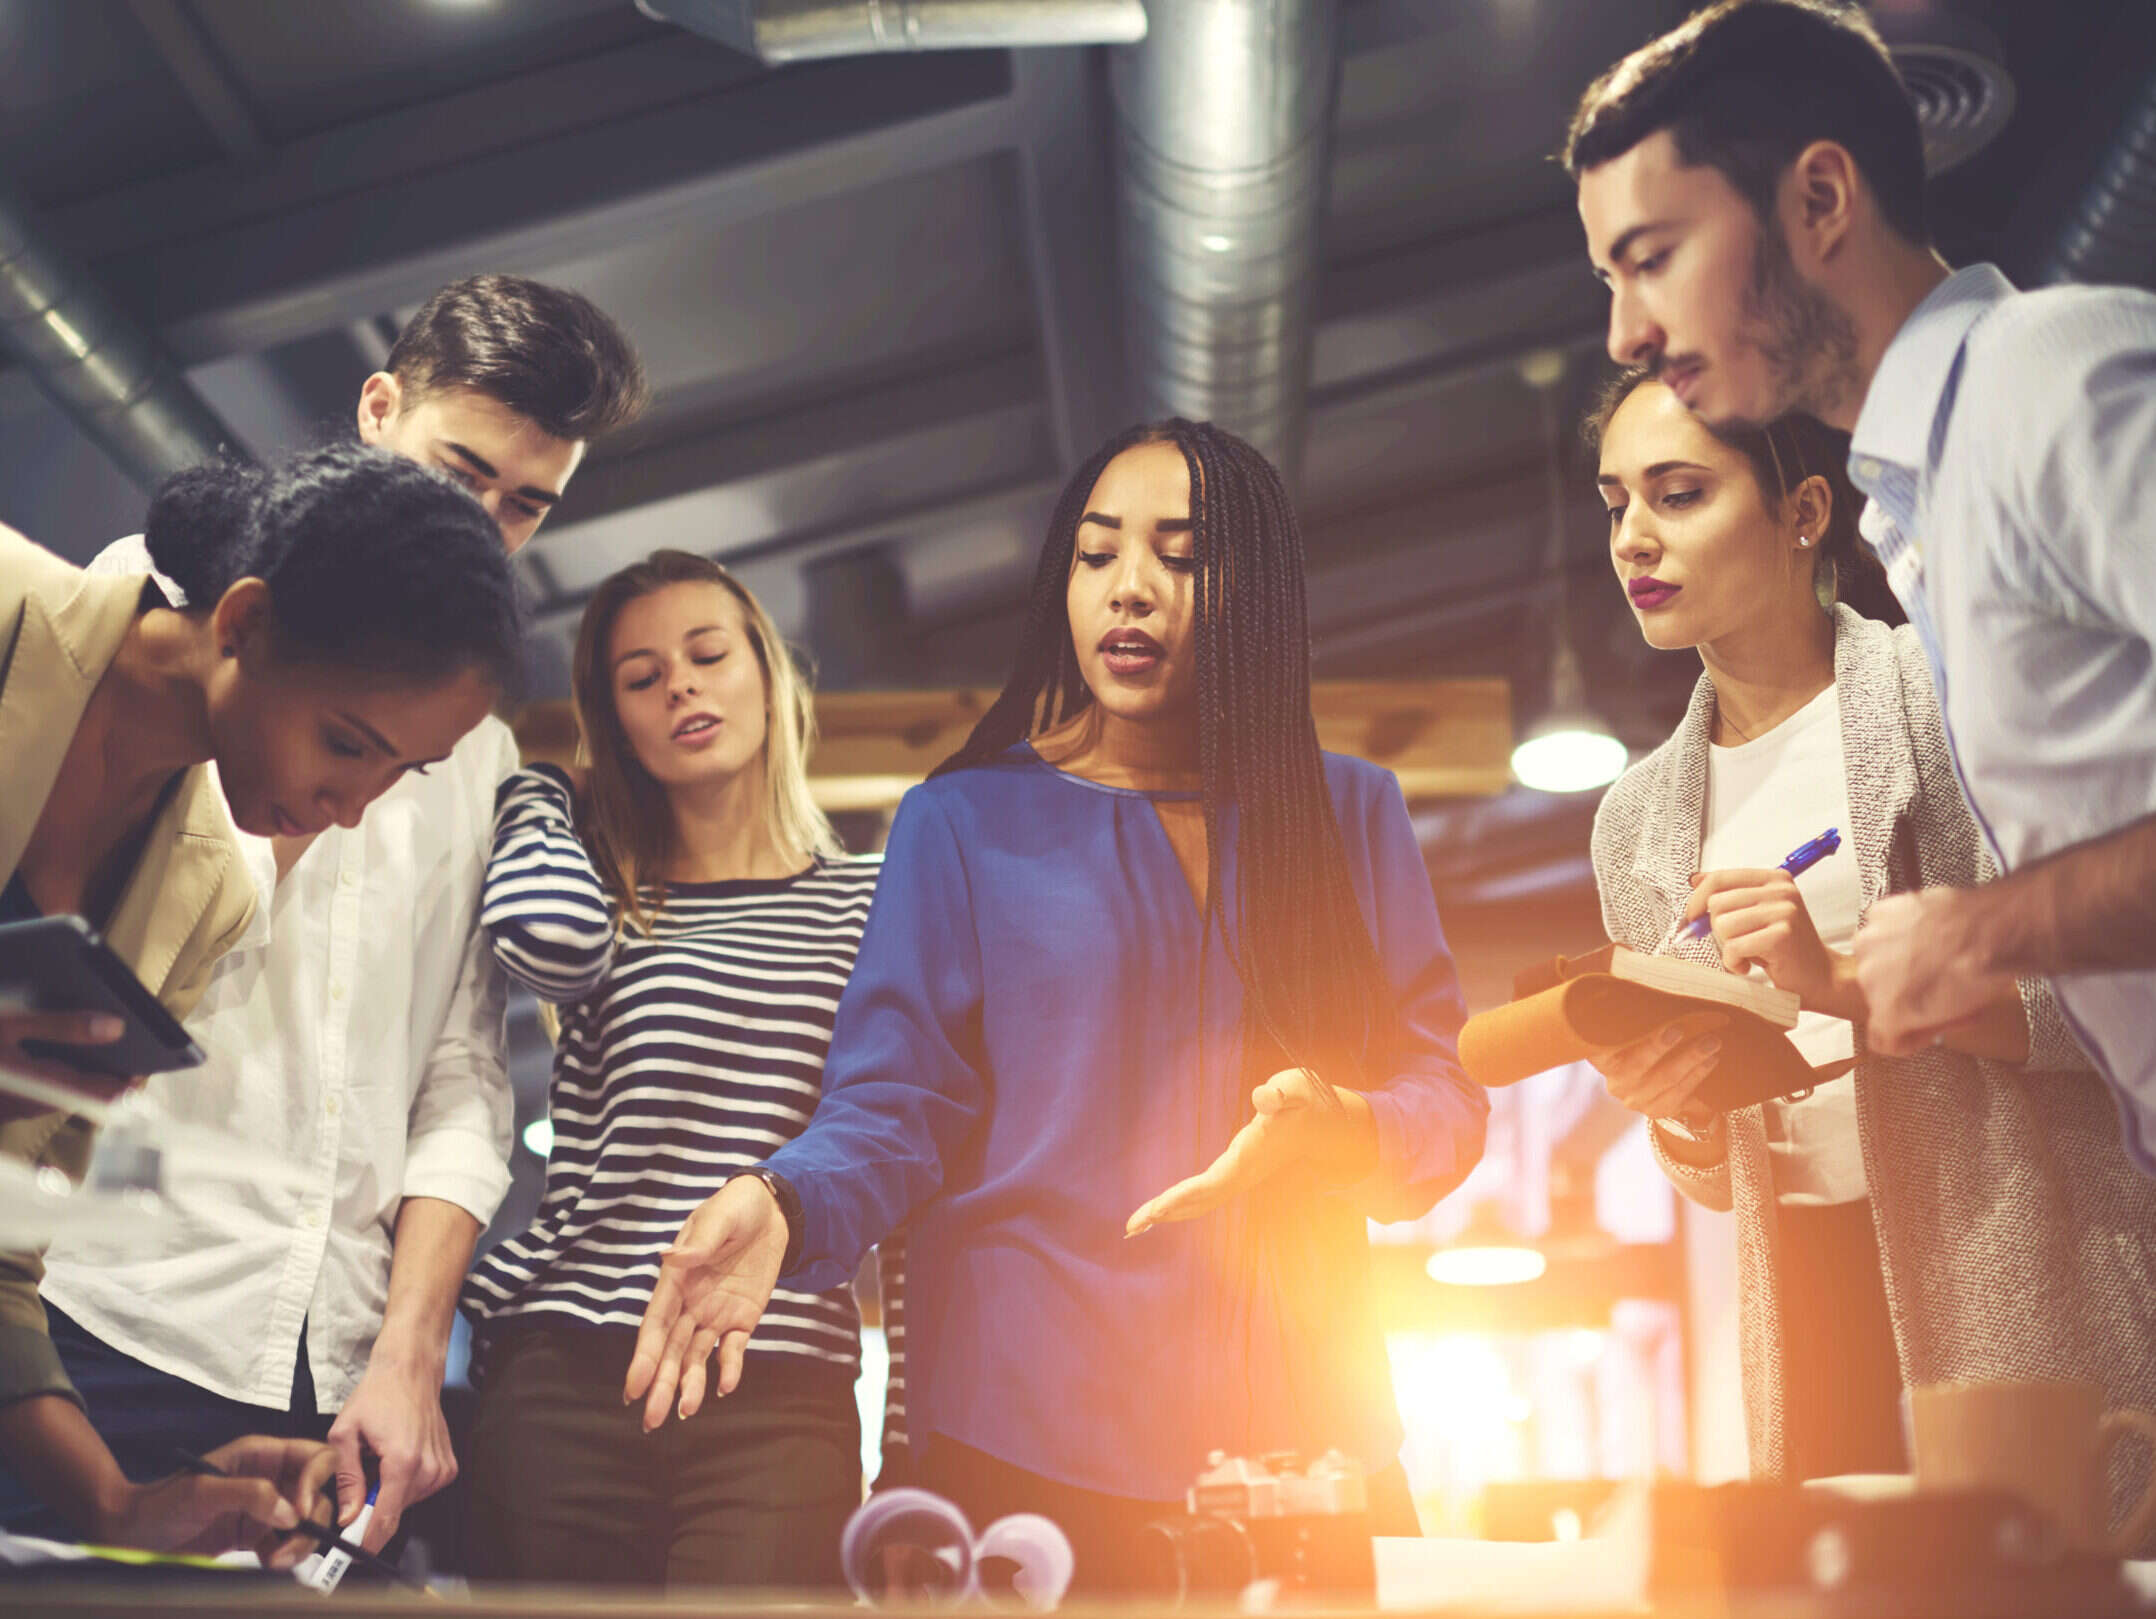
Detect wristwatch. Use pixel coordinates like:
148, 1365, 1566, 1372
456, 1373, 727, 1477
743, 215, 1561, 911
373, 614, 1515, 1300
728, 1167, 805, 1275
1657, 1109, 1723, 1145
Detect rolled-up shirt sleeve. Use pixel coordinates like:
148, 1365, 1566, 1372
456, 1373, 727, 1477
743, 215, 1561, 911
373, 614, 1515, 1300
404, 730, 519, 1220
1344, 769, 1488, 1223
402, 926, 514, 1222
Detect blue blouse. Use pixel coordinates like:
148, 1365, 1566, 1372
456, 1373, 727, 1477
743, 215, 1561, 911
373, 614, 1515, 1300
765, 743, 1485, 1500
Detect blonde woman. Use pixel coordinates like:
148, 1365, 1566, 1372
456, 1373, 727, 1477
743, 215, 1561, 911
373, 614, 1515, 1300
462, 550, 880, 1588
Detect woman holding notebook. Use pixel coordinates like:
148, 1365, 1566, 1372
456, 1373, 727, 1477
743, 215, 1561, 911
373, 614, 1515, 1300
1584, 372, 2156, 1527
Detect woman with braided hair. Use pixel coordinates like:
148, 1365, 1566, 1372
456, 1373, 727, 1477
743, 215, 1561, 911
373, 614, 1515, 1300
626, 421, 1487, 1589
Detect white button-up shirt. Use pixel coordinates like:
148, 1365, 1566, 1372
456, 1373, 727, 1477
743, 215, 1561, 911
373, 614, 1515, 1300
1849, 264, 2156, 1171
39, 538, 516, 1410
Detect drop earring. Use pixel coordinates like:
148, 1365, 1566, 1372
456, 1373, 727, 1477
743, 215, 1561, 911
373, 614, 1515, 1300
1814, 555, 1840, 611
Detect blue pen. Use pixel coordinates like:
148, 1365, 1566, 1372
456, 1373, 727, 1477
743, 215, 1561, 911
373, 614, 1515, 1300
1679, 826, 1841, 941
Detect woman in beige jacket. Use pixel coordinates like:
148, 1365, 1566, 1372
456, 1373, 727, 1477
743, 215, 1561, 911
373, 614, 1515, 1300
0, 443, 522, 1556
1585, 373, 2156, 1544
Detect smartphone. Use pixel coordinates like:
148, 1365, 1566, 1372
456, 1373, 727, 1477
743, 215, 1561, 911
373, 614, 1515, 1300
0, 915, 204, 1079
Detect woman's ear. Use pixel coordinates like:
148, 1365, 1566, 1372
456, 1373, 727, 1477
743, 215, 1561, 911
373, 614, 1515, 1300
1791, 474, 1834, 550
208, 577, 274, 663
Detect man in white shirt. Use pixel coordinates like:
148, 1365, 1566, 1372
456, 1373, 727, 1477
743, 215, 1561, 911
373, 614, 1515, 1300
31, 275, 645, 1551
1563, 0, 2156, 1171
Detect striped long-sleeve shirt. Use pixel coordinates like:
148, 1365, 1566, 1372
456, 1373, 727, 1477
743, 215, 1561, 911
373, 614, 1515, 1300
461, 765, 881, 1375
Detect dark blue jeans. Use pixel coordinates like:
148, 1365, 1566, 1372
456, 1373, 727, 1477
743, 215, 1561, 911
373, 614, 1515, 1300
0, 1303, 330, 1535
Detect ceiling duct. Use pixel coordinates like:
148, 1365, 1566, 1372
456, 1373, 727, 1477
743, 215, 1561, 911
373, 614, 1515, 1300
1878, 12, 2015, 176
635, 0, 1145, 63
2040, 67, 2156, 290
1894, 43, 2016, 175
1108, 0, 1338, 484
0, 182, 235, 490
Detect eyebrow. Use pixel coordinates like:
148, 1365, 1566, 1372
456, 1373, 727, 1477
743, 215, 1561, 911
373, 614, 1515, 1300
336, 709, 401, 757
1597, 459, 1712, 486
1594, 221, 1674, 283
1077, 513, 1193, 533
442, 442, 562, 507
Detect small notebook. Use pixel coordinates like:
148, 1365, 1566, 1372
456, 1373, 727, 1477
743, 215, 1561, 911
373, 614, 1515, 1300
1458, 944, 1820, 1114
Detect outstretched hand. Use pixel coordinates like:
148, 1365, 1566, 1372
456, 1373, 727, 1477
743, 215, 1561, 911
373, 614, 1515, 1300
625, 1175, 791, 1431
1125, 1068, 1376, 1235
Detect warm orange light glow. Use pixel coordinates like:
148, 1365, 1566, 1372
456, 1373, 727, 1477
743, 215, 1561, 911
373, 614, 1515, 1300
1425, 1245, 1548, 1286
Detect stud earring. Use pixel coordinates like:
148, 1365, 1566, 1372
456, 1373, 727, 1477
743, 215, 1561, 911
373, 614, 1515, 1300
1797, 535, 1813, 549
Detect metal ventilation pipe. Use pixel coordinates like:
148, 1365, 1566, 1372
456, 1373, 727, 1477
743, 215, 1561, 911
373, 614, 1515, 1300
2040, 68, 2156, 289
1108, 0, 1338, 483
635, 0, 1145, 63
0, 182, 235, 490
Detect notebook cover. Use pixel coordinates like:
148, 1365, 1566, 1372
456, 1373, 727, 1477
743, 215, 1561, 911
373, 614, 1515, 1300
1458, 951, 1821, 1114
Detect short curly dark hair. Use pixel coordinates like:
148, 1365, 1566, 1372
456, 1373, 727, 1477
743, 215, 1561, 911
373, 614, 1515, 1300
1564, 0, 1930, 249
387, 273, 648, 444
146, 442, 526, 695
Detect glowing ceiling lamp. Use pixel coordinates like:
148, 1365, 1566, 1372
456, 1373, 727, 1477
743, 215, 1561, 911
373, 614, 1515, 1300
1425, 1203, 1548, 1287
1512, 643, 1630, 795
1511, 350, 1626, 796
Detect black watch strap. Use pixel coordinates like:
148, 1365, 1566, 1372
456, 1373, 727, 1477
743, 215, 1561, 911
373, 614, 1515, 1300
733, 1168, 805, 1275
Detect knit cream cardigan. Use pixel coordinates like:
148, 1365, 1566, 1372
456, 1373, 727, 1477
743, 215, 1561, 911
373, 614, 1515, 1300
1591, 606, 2156, 1542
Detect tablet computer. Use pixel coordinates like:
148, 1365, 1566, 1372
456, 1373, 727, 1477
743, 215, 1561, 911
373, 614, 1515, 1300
0, 915, 204, 1079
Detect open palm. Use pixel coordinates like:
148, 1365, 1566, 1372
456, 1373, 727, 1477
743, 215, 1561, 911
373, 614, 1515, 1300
1126, 1067, 1376, 1233
624, 1176, 790, 1429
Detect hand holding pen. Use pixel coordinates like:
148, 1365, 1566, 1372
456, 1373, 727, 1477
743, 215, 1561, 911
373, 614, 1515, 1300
1678, 828, 1865, 1020
171, 1447, 425, 1590
101, 1437, 335, 1571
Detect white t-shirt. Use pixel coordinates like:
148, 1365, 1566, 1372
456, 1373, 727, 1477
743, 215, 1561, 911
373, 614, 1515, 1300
1700, 684, 1867, 1206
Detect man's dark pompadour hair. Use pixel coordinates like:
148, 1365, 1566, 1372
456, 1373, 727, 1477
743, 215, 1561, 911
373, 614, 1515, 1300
387, 273, 648, 444
1563, 0, 1931, 248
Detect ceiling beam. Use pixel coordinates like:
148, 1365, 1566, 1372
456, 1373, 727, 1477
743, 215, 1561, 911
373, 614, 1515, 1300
521, 363, 1054, 604
61, 48, 1020, 365
543, 340, 1043, 539
51, 35, 756, 260
124, 0, 272, 165
1313, 208, 1608, 400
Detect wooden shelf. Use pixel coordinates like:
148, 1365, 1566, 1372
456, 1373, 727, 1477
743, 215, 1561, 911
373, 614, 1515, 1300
511, 680, 1513, 811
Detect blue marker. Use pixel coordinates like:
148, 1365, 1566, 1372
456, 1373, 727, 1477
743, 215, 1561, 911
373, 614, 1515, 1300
1679, 827, 1841, 942
298, 1481, 379, 1592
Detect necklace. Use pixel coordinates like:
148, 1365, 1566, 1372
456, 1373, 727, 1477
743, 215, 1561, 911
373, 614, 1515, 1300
1716, 704, 1762, 746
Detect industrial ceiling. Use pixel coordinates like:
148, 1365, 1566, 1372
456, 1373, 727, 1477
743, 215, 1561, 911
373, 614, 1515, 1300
3, 0, 2151, 975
